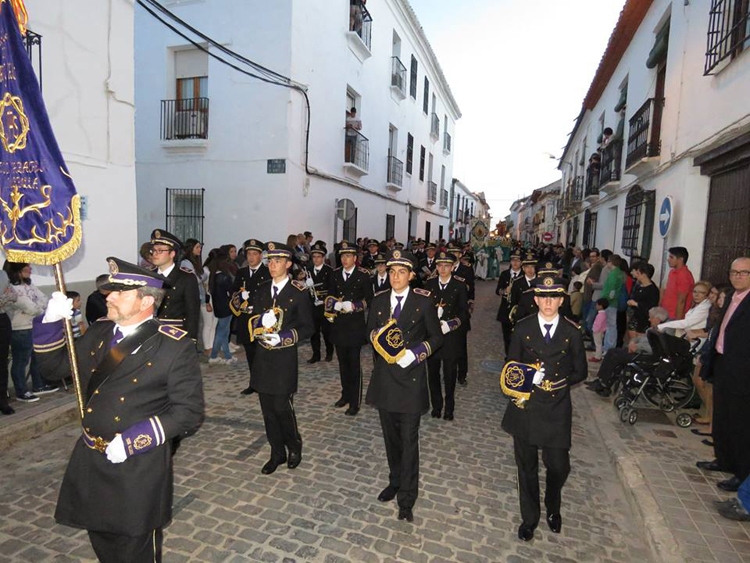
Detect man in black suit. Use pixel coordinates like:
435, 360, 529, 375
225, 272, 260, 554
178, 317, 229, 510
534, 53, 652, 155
508, 252, 538, 327
231, 239, 271, 395
425, 252, 468, 420
366, 249, 443, 522
501, 275, 587, 542
305, 243, 334, 363
514, 263, 574, 323
85, 274, 110, 325
496, 250, 523, 352
447, 244, 475, 385
697, 256, 750, 493
33, 257, 204, 562
327, 241, 374, 416
371, 254, 390, 294
150, 230, 200, 342
419, 242, 438, 281
249, 242, 314, 475
361, 240, 381, 271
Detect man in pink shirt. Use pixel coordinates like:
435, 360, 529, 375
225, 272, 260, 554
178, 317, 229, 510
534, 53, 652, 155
661, 247, 694, 320
697, 257, 750, 494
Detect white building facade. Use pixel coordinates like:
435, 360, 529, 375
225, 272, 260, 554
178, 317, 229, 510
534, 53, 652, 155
134, 0, 460, 251
556, 0, 750, 285
449, 179, 481, 242
20, 0, 137, 291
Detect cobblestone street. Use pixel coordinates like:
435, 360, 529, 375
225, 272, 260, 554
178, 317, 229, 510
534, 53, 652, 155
0, 281, 652, 562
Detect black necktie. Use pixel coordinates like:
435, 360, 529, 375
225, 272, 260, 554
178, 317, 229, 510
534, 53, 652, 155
250, 269, 256, 278
345, 272, 350, 281
544, 324, 553, 344
272, 286, 278, 302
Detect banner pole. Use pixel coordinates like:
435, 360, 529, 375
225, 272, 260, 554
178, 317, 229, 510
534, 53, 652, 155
52, 263, 84, 420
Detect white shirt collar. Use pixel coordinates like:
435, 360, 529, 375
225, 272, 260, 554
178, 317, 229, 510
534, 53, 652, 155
343, 266, 355, 278
117, 315, 153, 338
510, 268, 522, 276
158, 263, 175, 277
525, 275, 535, 283
439, 275, 451, 287
378, 273, 387, 283
272, 276, 289, 296
390, 286, 410, 311
537, 313, 560, 339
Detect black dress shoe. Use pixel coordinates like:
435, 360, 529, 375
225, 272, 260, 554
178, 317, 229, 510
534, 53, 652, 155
240, 386, 255, 395
0, 404, 14, 415
595, 387, 612, 398
546, 513, 562, 533
443, 413, 454, 421
691, 429, 712, 437
431, 410, 441, 418
325, 353, 333, 362
717, 476, 741, 492
287, 450, 302, 469
717, 499, 750, 521
378, 486, 399, 502
702, 439, 714, 447
307, 356, 320, 364
345, 407, 359, 416
457, 378, 467, 386
261, 457, 286, 475
397, 507, 413, 522
517, 524, 534, 542
334, 398, 348, 408
696, 460, 724, 472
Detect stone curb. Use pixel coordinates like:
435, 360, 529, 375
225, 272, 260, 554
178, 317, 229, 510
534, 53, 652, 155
0, 398, 78, 452
578, 385, 685, 563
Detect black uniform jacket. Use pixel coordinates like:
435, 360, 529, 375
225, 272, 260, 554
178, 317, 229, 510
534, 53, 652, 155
328, 266, 374, 347
512, 277, 573, 324
501, 315, 587, 449
453, 263, 475, 302
232, 263, 271, 345
496, 268, 522, 322
371, 273, 391, 294
157, 265, 200, 341
36, 318, 204, 535
361, 254, 380, 272
419, 257, 438, 280
306, 263, 334, 306
424, 276, 468, 360
365, 288, 444, 414
250, 278, 314, 395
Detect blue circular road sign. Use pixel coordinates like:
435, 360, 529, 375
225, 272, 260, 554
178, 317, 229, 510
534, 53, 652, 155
659, 196, 673, 238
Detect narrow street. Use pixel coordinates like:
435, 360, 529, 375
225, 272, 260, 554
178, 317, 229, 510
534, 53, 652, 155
0, 281, 650, 562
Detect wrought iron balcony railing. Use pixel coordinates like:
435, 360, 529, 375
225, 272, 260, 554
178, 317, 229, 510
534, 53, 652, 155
349, 0, 372, 51
440, 188, 448, 208
387, 155, 403, 187
430, 113, 439, 140
585, 165, 600, 197
626, 98, 662, 169
571, 176, 584, 202
345, 127, 369, 171
428, 181, 438, 203
391, 56, 406, 96
161, 98, 209, 140
24, 29, 42, 91
600, 140, 622, 185
443, 132, 452, 154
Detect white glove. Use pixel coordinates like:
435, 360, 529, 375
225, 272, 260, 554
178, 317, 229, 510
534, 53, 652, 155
333, 301, 344, 312
397, 349, 417, 369
262, 333, 281, 347
241, 290, 249, 300
314, 299, 324, 307
440, 320, 450, 335
341, 301, 354, 313
43, 291, 73, 323
305, 277, 315, 288
246, 306, 253, 314
261, 310, 277, 328
532, 366, 546, 386
105, 434, 127, 464
437, 306, 444, 319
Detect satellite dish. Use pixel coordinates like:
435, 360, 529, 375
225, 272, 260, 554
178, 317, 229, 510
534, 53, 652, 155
336, 198, 356, 221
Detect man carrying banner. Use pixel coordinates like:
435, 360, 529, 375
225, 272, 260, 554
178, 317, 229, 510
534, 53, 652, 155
365, 249, 443, 522
32, 258, 204, 562
500, 275, 587, 542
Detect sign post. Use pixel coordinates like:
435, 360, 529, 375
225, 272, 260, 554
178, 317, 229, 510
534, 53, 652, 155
658, 196, 674, 287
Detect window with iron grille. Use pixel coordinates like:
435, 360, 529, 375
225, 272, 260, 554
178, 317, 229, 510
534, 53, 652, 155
705, 0, 750, 74
621, 186, 655, 258
410, 55, 418, 99
343, 208, 358, 243
419, 145, 426, 181
406, 134, 414, 174
423, 77, 429, 114
166, 188, 205, 243
386, 214, 395, 240
583, 210, 598, 248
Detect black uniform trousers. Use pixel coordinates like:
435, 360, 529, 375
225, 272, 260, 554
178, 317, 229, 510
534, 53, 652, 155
0, 313, 11, 407
258, 392, 301, 461
427, 357, 458, 415
310, 306, 333, 359
513, 436, 570, 528
378, 409, 421, 509
88, 528, 162, 563
243, 342, 257, 386
712, 354, 750, 480
501, 319, 513, 354
335, 345, 363, 408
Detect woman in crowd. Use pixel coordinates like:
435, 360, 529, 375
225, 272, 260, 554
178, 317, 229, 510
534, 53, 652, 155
626, 262, 660, 340
657, 280, 713, 337
208, 248, 236, 365
183, 239, 216, 356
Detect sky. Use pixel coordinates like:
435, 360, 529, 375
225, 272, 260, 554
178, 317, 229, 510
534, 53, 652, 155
407, 0, 626, 225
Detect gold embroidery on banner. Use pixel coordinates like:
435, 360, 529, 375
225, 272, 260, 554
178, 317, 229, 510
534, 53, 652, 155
0, 92, 28, 153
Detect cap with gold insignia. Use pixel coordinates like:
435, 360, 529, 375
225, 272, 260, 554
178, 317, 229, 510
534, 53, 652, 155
374, 253, 387, 265
310, 243, 327, 256
386, 249, 416, 270
435, 251, 456, 264
394, 241, 405, 250
338, 240, 357, 255
510, 250, 522, 261
150, 229, 183, 250
446, 243, 462, 255
537, 262, 560, 276
242, 239, 265, 253
425, 242, 437, 251
101, 257, 169, 291
367, 239, 380, 249
533, 275, 566, 296
522, 251, 538, 266
265, 241, 293, 259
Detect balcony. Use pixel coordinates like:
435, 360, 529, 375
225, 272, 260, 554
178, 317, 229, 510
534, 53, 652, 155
440, 188, 449, 208
443, 132, 452, 155
347, 1, 372, 62
626, 98, 663, 174
570, 176, 584, 204
24, 30, 42, 91
390, 57, 407, 100
584, 165, 600, 202
344, 127, 369, 176
430, 113, 439, 141
386, 155, 403, 191
161, 98, 209, 141
427, 181, 437, 204
599, 140, 622, 194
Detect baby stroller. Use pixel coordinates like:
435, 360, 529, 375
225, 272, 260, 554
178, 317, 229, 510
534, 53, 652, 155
613, 329, 698, 426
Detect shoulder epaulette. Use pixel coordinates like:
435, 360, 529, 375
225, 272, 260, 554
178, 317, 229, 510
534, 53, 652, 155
413, 288, 431, 297
374, 289, 390, 297
258, 278, 272, 286
564, 316, 581, 330
454, 275, 465, 282
95, 316, 109, 322
515, 314, 536, 326
158, 324, 187, 340
180, 266, 193, 274
358, 267, 370, 275
334, 267, 342, 271
291, 280, 307, 291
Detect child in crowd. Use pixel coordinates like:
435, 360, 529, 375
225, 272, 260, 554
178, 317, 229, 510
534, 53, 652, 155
66, 291, 85, 339
570, 281, 583, 321
590, 297, 608, 362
